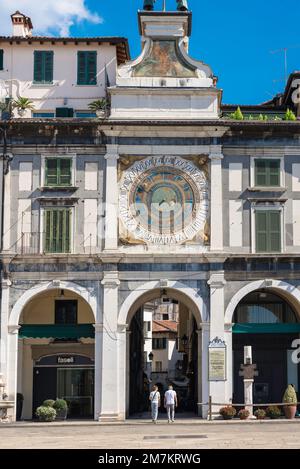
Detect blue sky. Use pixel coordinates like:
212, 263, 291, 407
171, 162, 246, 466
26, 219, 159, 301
1, 0, 300, 104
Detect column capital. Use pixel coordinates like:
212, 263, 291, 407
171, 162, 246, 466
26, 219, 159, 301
101, 271, 120, 288
93, 323, 104, 333
117, 323, 127, 333
104, 144, 119, 160
209, 145, 223, 159
199, 322, 210, 332
8, 325, 21, 335
1, 279, 11, 289
208, 271, 226, 288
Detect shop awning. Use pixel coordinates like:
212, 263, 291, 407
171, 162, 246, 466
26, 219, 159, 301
19, 324, 95, 339
233, 323, 300, 334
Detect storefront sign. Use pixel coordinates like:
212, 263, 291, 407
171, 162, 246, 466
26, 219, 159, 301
208, 337, 226, 381
57, 356, 75, 365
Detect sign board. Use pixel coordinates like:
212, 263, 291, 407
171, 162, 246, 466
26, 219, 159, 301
208, 337, 226, 381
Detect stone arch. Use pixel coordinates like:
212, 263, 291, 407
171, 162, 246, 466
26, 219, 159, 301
9, 280, 98, 326
118, 280, 206, 328
225, 279, 300, 324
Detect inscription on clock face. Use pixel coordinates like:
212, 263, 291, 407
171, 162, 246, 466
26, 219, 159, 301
119, 156, 208, 245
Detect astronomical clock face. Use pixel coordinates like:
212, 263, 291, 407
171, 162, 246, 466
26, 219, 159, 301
119, 156, 208, 245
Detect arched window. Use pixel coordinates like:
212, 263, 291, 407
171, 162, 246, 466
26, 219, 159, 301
233, 290, 298, 324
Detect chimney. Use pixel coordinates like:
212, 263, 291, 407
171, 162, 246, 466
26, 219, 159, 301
11, 11, 33, 37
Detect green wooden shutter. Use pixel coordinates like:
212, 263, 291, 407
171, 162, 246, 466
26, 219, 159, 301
34, 51, 43, 83
269, 210, 281, 252
56, 107, 74, 118
45, 209, 71, 253
256, 211, 268, 252
44, 51, 54, 83
87, 52, 97, 85
255, 160, 267, 186
45, 158, 58, 186
59, 159, 72, 186
77, 52, 86, 85
0, 50, 3, 70
269, 160, 280, 186
256, 210, 281, 252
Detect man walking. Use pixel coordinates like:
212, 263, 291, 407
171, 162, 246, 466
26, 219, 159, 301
164, 384, 178, 423
149, 384, 161, 423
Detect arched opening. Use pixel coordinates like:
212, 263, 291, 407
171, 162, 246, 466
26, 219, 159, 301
232, 289, 300, 404
16, 288, 95, 420
126, 287, 202, 418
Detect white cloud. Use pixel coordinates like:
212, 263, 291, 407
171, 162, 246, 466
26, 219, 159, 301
0, 0, 103, 36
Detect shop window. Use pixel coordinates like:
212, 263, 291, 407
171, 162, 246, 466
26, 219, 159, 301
55, 300, 78, 324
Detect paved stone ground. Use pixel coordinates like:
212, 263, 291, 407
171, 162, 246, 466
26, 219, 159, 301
1, 420, 300, 448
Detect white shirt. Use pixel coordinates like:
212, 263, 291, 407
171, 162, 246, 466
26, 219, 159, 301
165, 389, 177, 405
150, 391, 160, 403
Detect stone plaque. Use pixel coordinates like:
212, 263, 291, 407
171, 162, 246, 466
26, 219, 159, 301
208, 337, 226, 381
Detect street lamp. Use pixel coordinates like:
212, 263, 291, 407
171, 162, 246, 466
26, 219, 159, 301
148, 352, 154, 361
181, 334, 188, 349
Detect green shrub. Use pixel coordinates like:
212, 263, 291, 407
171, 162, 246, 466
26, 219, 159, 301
36, 406, 56, 422
284, 108, 297, 121
283, 384, 297, 404
53, 399, 68, 411
266, 405, 281, 419
42, 399, 55, 408
238, 408, 250, 420
230, 106, 244, 120
254, 409, 266, 420
219, 406, 237, 419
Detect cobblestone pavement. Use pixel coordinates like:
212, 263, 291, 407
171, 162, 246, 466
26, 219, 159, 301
0, 420, 300, 449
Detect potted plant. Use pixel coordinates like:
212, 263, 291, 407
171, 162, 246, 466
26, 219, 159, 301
219, 406, 237, 420
284, 108, 297, 121
229, 106, 244, 120
238, 408, 250, 420
42, 399, 55, 407
88, 98, 106, 118
53, 399, 68, 420
254, 409, 266, 420
16, 393, 24, 421
12, 96, 35, 117
35, 405, 56, 422
266, 405, 281, 419
282, 384, 298, 419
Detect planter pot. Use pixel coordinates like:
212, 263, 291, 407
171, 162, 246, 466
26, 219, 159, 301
284, 405, 297, 419
55, 408, 67, 420
17, 109, 26, 117
222, 415, 234, 420
96, 110, 106, 118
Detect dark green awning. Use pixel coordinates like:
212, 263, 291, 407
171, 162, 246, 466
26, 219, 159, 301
19, 324, 95, 339
233, 323, 300, 334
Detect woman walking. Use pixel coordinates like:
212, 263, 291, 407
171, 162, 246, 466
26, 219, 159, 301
149, 385, 161, 423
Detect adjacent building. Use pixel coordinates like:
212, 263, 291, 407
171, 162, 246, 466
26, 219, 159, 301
0, 6, 300, 421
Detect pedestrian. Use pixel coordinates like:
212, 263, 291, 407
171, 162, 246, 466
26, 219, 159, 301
164, 384, 178, 423
149, 384, 160, 423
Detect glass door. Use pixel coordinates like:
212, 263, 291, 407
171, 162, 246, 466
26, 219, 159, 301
57, 368, 94, 418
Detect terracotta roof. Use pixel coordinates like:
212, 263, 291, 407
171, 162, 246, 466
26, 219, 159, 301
0, 36, 130, 65
152, 320, 178, 333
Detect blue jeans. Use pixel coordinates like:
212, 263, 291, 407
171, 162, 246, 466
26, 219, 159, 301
166, 404, 175, 421
151, 402, 159, 421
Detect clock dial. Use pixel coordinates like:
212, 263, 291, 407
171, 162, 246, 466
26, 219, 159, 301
119, 156, 208, 245
131, 167, 195, 235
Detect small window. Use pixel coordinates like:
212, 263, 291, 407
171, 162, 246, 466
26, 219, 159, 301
0, 50, 4, 70
255, 210, 281, 253
154, 361, 162, 372
77, 51, 97, 85
152, 338, 167, 349
44, 208, 71, 253
34, 51, 53, 84
56, 107, 74, 118
162, 314, 169, 320
255, 159, 280, 187
45, 158, 72, 186
55, 300, 77, 324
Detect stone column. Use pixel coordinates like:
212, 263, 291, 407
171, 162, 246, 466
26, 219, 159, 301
98, 271, 121, 421
208, 271, 227, 416
209, 146, 224, 251
94, 323, 103, 420
6, 325, 21, 421
117, 323, 127, 420
125, 328, 131, 417
0, 279, 10, 378
199, 322, 210, 419
104, 145, 119, 251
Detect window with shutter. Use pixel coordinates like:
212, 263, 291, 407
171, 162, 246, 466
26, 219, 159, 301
44, 208, 71, 253
77, 51, 97, 85
45, 158, 72, 186
0, 50, 3, 70
255, 159, 280, 187
55, 107, 74, 118
255, 210, 281, 253
34, 51, 54, 84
